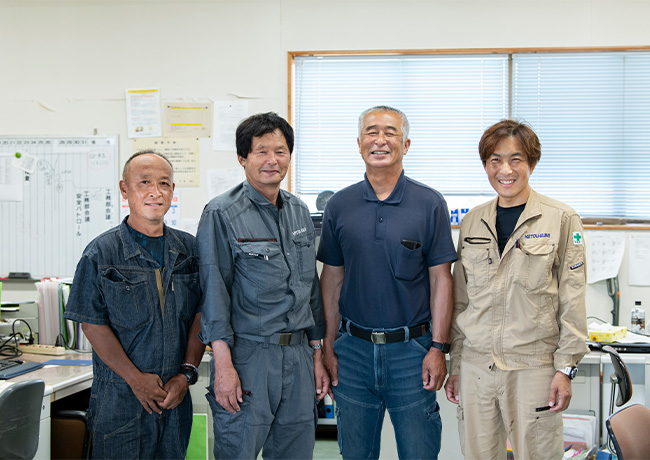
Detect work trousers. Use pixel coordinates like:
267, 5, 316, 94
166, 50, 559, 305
206, 336, 318, 460
457, 360, 564, 460
333, 330, 442, 460
88, 378, 192, 459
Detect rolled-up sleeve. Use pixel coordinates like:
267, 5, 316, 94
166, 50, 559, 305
197, 207, 236, 347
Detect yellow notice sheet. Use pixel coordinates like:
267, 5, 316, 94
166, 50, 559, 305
163, 102, 213, 138
132, 138, 199, 187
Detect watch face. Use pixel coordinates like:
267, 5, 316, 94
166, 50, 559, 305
570, 367, 578, 379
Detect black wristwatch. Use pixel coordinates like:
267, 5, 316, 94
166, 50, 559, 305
431, 341, 451, 354
179, 363, 199, 385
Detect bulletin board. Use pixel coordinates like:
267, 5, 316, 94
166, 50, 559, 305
0, 136, 119, 279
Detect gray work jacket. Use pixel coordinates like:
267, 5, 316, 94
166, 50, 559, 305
197, 181, 324, 347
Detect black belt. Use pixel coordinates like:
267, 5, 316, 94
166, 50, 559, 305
341, 319, 430, 344
235, 331, 304, 346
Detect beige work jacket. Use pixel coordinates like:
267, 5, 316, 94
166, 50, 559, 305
450, 190, 588, 375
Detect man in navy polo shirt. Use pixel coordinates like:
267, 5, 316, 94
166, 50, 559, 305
318, 105, 457, 459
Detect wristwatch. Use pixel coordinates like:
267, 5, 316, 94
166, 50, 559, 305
431, 341, 451, 354
310, 343, 323, 350
179, 363, 199, 385
559, 366, 578, 380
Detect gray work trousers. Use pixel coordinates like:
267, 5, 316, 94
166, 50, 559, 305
206, 335, 318, 460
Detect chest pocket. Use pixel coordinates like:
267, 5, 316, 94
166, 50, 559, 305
518, 241, 556, 292
172, 256, 200, 321
235, 241, 288, 290
293, 232, 316, 283
101, 267, 153, 330
394, 242, 425, 281
460, 242, 492, 295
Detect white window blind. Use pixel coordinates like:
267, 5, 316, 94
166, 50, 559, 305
513, 52, 650, 218
293, 51, 650, 218
293, 55, 508, 200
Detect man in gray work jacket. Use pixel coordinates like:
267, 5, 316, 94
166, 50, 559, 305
197, 112, 328, 460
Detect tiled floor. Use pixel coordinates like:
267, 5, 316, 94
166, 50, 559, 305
314, 428, 340, 460
314, 438, 340, 460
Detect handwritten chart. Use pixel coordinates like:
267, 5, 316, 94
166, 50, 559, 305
0, 136, 118, 278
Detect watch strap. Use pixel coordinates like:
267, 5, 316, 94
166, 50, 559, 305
431, 341, 451, 354
179, 363, 199, 385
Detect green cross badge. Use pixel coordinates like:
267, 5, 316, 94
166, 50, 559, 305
573, 232, 583, 245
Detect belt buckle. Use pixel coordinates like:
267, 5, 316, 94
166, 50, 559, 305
278, 333, 292, 346
371, 332, 386, 344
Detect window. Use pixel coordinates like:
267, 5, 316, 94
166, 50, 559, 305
291, 50, 650, 219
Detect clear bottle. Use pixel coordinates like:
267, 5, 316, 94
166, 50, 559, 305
631, 304, 640, 333
637, 301, 645, 334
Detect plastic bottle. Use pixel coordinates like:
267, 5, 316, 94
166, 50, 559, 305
631, 304, 640, 333
631, 301, 645, 333
636, 301, 645, 334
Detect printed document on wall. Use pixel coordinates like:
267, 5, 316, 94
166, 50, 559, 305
586, 231, 625, 284
132, 137, 199, 186
163, 101, 212, 138
212, 101, 248, 151
126, 88, 162, 138
0, 154, 23, 202
206, 168, 245, 199
629, 233, 650, 286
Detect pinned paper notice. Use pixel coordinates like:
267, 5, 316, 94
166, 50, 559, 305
13, 151, 38, 174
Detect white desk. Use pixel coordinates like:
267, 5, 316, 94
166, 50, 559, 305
0, 352, 93, 459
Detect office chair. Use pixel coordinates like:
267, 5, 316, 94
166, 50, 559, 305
601, 345, 632, 416
0, 379, 46, 460
606, 404, 650, 460
601, 345, 633, 455
51, 409, 91, 459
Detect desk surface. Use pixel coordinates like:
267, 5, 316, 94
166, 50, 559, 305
0, 351, 93, 400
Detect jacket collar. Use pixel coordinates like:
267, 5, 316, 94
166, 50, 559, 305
243, 180, 292, 208
362, 170, 406, 204
119, 216, 188, 261
483, 189, 542, 230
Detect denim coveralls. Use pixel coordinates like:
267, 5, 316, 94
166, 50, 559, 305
65, 217, 201, 459
197, 181, 324, 459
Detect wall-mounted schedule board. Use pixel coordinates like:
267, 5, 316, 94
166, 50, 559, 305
0, 136, 119, 279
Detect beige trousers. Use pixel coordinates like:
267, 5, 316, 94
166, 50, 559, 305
457, 360, 564, 460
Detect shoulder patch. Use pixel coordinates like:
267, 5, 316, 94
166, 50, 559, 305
573, 232, 583, 245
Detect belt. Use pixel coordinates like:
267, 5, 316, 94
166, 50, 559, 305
235, 331, 305, 346
341, 319, 430, 345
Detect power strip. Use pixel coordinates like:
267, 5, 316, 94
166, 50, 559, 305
19, 344, 66, 355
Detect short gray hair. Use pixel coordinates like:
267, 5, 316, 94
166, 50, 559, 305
358, 105, 410, 140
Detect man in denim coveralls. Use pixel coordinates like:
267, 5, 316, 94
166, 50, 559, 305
197, 112, 328, 459
65, 151, 206, 459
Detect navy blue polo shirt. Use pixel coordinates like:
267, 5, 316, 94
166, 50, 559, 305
317, 171, 457, 329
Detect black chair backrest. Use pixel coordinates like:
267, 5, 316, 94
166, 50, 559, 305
602, 345, 632, 406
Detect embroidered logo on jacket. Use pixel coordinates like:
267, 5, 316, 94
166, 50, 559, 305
573, 232, 583, 245
523, 233, 551, 239
292, 227, 307, 236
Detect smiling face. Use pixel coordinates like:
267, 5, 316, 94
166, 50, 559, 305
484, 136, 534, 207
238, 129, 290, 203
357, 110, 410, 173
119, 154, 174, 236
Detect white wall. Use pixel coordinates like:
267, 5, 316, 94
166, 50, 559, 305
1, 0, 649, 323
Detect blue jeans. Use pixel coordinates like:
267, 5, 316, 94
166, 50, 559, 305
333, 329, 442, 460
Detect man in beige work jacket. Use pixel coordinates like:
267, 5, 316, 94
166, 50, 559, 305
444, 120, 588, 460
